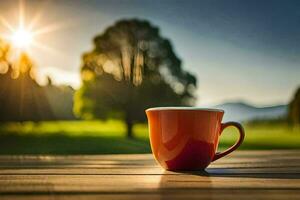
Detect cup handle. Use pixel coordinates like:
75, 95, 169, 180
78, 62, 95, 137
212, 121, 245, 162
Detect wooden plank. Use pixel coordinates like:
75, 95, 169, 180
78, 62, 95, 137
0, 150, 299, 199
1, 191, 300, 200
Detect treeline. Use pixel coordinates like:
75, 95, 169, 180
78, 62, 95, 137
0, 39, 75, 122
1, 22, 300, 126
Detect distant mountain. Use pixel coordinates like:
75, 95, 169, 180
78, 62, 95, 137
212, 102, 287, 122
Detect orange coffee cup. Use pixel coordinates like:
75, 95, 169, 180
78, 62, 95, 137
146, 107, 245, 170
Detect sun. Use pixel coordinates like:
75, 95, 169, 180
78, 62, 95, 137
0, 0, 67, 55
11, 28, 33, 49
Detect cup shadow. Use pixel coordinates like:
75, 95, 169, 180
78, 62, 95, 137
158, 168, 300, 200
170, 167, 300, 179
205, 167, 300, 179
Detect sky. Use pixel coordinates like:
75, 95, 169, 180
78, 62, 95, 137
0, 0, 299, 106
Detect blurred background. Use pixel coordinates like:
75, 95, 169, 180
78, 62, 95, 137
0, 0, 299, 154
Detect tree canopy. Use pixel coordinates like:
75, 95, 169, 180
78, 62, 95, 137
0, 39, 52, 121
74, 19, 197, 138
0, 38, 75, 122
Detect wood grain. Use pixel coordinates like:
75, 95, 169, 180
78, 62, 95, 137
0, 150, 299, 199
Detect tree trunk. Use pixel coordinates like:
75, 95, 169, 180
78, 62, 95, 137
126, 120, 133, 139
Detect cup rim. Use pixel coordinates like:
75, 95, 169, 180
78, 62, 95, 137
146, 107, 224, 113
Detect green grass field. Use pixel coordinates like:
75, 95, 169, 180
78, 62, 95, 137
0, 120, 299, 154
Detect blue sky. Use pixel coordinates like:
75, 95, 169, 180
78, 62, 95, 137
0, 0, 299, 106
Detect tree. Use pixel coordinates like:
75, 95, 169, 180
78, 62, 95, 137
0, 38, 76, 122
0, 52, 53, 121
74, 19, 197, 138
288, 87, 300, 125
0, 38, 53, 121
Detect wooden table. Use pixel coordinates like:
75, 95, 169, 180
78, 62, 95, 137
0, 150, 299, 199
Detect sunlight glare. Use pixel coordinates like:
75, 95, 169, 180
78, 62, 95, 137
11, 28, 33, 49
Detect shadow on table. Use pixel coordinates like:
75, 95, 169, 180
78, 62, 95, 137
167, 168, 300, 179
158, 168, 300, 200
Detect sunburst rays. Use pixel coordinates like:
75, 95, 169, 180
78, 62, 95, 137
0, 0, 68, 57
